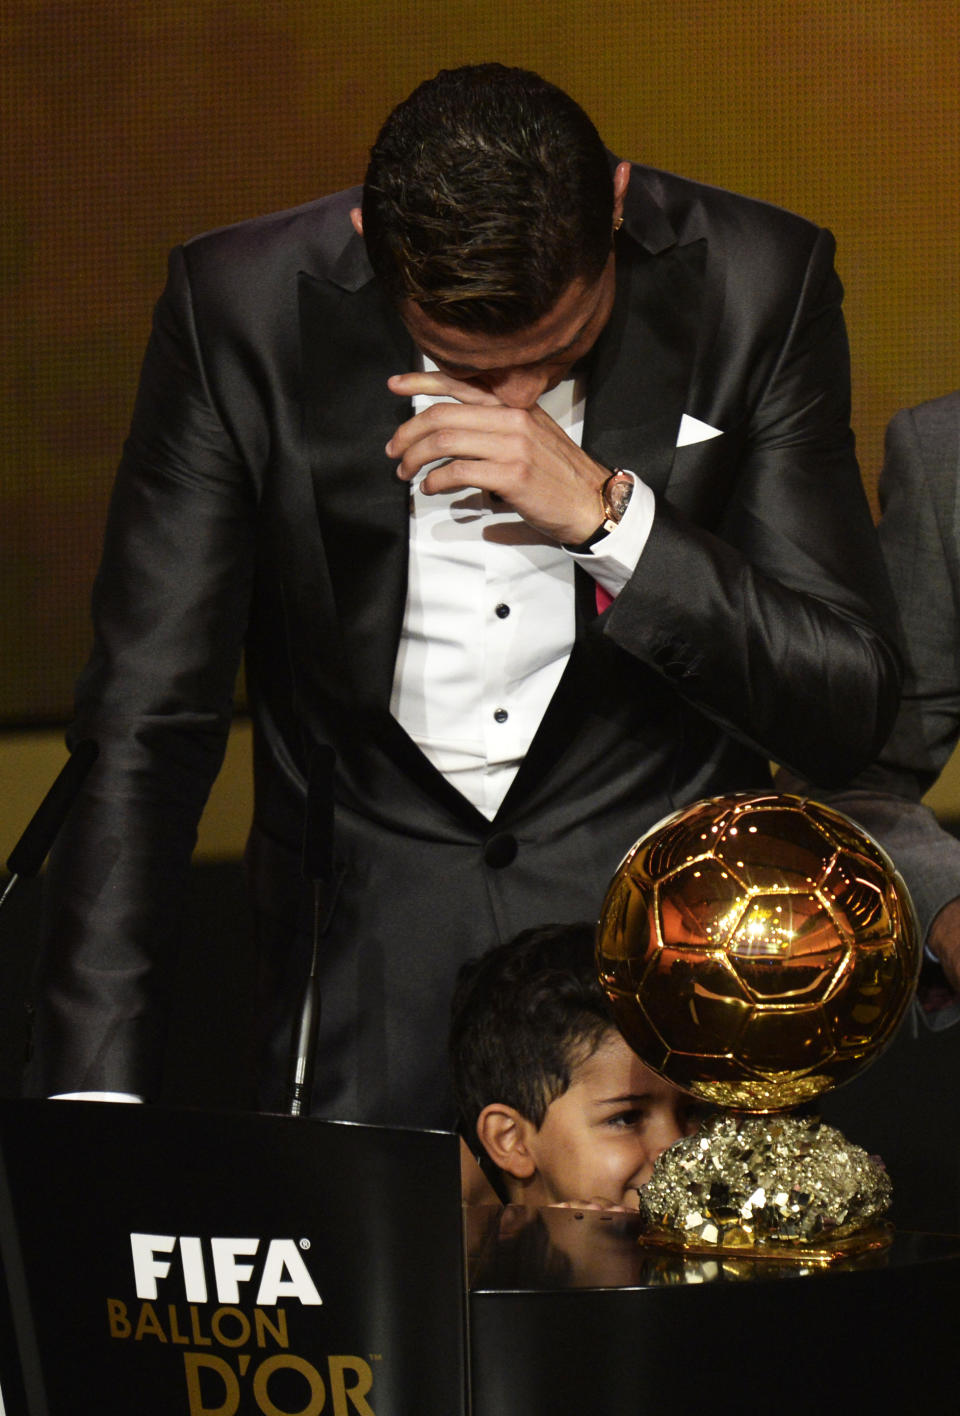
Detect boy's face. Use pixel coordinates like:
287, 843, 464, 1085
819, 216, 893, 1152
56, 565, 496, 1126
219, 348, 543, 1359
519, 1030, 702, 1209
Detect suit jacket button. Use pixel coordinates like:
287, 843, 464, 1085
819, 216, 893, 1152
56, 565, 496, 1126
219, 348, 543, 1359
483, 832, 518, 868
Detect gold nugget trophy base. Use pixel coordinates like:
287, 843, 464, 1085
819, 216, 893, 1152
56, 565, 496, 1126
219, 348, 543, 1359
638, 1112, 892, 1265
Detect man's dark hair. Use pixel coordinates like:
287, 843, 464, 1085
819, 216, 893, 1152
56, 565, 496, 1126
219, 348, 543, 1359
449, 921, 615, 1144
361, 64, 615, 333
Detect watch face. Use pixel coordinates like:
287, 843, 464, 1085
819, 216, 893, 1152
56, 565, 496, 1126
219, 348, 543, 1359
604, 471, 634, 522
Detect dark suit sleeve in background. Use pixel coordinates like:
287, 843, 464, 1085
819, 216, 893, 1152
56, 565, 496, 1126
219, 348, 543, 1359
778, 395, 960, 944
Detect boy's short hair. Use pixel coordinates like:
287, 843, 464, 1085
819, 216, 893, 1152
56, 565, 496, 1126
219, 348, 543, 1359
449, 921, 615, 1142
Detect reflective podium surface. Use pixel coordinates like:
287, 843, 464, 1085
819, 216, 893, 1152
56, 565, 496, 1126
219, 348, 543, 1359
468, 1206, 960, 1415
0, 1101, 469, 1416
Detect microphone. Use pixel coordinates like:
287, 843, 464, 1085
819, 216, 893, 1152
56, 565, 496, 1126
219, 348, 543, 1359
285, 746, 336, 1118
1, 741, 99, 913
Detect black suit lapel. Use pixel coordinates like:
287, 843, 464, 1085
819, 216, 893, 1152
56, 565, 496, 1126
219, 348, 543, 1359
582, 232, 707, 491
299, 271, 414, 708
298, 268, 498, 829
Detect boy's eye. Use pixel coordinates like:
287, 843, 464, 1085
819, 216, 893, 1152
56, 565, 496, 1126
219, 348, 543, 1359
605, 1108, 645, 1129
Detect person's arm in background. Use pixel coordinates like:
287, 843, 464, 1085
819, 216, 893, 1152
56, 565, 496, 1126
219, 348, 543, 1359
778, 396, 960, 998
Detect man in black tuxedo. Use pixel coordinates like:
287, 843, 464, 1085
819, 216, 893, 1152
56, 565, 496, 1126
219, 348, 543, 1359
27, 64, 900, 1126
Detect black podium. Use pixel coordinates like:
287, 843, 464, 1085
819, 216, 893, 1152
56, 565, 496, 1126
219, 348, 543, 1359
467, 1206, 960, 1414
2, 1101, 960, 1415
0, 1101, 467, 1415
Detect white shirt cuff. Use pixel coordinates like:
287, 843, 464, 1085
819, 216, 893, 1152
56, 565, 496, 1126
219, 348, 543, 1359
564, 471, 654, 599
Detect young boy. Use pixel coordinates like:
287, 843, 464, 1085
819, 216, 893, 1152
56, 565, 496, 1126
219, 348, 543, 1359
449, 922, 704, 1208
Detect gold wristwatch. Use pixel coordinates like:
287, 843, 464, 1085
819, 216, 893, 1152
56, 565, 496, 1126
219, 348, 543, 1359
599, 469, 634, 532
563, 469, 634, 551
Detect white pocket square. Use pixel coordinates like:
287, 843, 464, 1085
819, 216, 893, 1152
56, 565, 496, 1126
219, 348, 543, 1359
676, 413, 723, 447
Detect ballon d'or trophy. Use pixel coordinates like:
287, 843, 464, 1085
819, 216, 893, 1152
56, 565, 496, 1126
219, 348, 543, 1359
597, 792, 920, 1263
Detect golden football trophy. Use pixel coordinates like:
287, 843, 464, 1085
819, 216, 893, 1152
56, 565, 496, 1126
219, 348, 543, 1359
596, 791, 920, 1262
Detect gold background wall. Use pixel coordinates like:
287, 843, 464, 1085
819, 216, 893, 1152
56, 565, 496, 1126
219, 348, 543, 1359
2, 2, 959, 848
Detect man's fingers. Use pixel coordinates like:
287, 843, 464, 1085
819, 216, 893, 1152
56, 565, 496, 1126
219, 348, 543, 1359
387, 403, 534, 475
418, 459, 518, 501
387, 370, 501, 406
393, 429, 525, 487
388, 400, 529, 454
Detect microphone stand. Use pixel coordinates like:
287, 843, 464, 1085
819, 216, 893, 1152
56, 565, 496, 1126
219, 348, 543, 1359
284, 901, 322, 1119
285, 746, 335, 1118
1, 741, 99, 914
